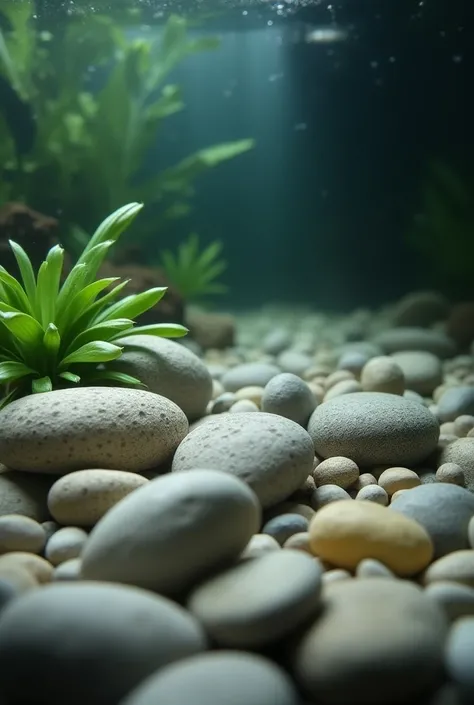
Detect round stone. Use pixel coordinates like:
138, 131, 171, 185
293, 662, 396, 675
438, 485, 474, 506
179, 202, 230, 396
110, 334, 213, 421
437, 387, 474, 423
0, 387, 189, 474
172, 412, 314, 508
0, 582, 207, 705
436, 463, 465, 486
187, 550, 322, 648
0, 470, 53, 522
0, 552, 53, 583
0, 515, 46, 555
377, 467, 421, 495
440, 438, 474, 490
240, 534, 281, 560
292, 578, 448, 705
425, 581, 474, 622
360, 356, 405, 395
120, 651, 300, 705
423, 550, 474, 588
313, 456, 359, 489
372, 327, 456, 358
391, 351, 442, 396
308, 499, 433, 576
356, 484, 389, 505
311, 485, 352, 509
44, 527, 88, 566
390, 483, 474, 558
262, 513, 309, 545
221, 363, 281, 392
47, 469, 149, 527
261, 372, 316, 426
307, 392, 439, 467
81, 469, 261, 596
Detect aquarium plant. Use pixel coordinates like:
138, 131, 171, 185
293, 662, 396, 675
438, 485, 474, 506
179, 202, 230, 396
0, 2, 255, 251
0, 202, 187, 408
160, 233, 228, 303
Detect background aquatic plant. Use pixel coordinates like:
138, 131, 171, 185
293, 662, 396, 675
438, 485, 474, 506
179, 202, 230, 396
160, 233, 228, 303
406, 159, 474, 297
0, 1, 254, 254
0, 203, 187, 408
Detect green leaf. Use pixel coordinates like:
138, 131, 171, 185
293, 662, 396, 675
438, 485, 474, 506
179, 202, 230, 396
0, 386, 22, 409
118, 323, 189, 339
32, 376, 53, 394
60, 340, 123, 367
0, 267, 33, 315
43, 323, 61, 354
87, 370, 145, 387
9, 240, 37, 306
55, 277, 120, 332
79, 202, 144, 261
35, 245, 64, 325
0, 360, 35, 384
66, 318, 134, 352
59, 371, 81, 384
95, 287, 167, 323
0, 311, 43, 345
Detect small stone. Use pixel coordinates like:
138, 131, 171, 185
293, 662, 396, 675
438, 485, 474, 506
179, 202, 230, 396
423, 550, 474, 588
313, 456, 359, 489
53, 558, 82, 581
454, 415, 474, 437
440, 438, 474, 490
308, 499, 433, 576
321, 568, 352, 584
41, 521, 59, 543
0, 470, 53, 522
377, 467, 421, 495
229, 400, 259, 413
240, 534, 281, 560
292, 578, 448, 705
436, 463, 465, 486
283, 532, 312, 553
0, 552, 53, 583
81, 469, 261, 596
324, 379, 362, 400
277, 349, 313, 377
356, 484, 389, 505
355, 558, 395, 579
445, 617, 474, 701
262, 513, 309, 545
234, 386, 265, 406
211, 392, 237, 413
337, 351, 370, 377
221, 363, 281, 392
262, 327, 292, 355
372, 326, 456, 358
390, 483, 474, 558
261, 373, 316, 426
425, 581, 474, 622
438, 387, 474, 423
47, 470, 149, 527
391, 351, 442, 396
360, 356, 405, 395
0, 515, 46, 555
45, 527, 88, 566
311, 485, 352, 509
187, 550, 322, 648
351, 473, 377, 491
120, 651, 300, 705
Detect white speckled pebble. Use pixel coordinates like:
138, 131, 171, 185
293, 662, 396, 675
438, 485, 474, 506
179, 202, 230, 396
47, 469, 149, 527
172, 412, 315, 508
45, 527, 88, 566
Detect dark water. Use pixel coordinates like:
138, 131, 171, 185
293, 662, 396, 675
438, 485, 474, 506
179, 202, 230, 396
0, 0, 472, 310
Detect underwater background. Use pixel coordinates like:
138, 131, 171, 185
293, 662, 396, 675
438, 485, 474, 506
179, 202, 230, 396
0, 0, 472, 313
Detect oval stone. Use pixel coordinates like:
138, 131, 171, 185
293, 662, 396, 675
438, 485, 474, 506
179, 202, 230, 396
308, 499, 433, 576
307, 392, 439, 466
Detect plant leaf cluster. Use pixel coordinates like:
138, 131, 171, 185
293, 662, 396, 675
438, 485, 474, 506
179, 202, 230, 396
0, 203, 188, 407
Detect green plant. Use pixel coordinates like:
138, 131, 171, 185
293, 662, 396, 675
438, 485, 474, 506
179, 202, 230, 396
161, 233, 228, 302
0, 202, 187, 407
0, 3, 255, 250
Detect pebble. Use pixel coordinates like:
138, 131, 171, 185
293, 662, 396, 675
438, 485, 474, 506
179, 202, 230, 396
390, 483, 474, 558
321, 568, 352, 584
277, 349, 313, 377
377, 467, 421, 495
422, 550, 474, 588
355, 558, 395, 579
425, 581, 474, 621
351, 472, 377, 491
436, 463, 465, 486
356, 484, 389, 505
186, 550, 322, 648
307, 392, 439, 467
111, 335, 213, 421
0, 387, 189, 474
0, 582, 207, 705
283, 532, 312, 553
437, 387, 474, 423
0, 470, 53, 522
53, 558, 82, 581
311, 485, 352, 509
372, 326, 456, 358
261, 373, 316, 426
308, 499, 433, 576
0, 567, 37, 610
0, 515, 46, 555
454, 415, 474, 437
262, 327, 292, 355
240, 534, 281, 560
360, 356, 405, 395
0, 552, 53, 583
229, 399, 259, 412
81, 469, 261, 596
221, 363, 281, 392
324, 379, 362, 400
470, 516, 474, 549
172, 412, 314, 508
440, 438, 474, 490
211, 392, 237, 414
337, 350, 370, 376
445, 617, 474, 701
234, 386, 265, 406
391, 350, 442, 396
262, 513, 309, 545
120, 651, 301, 705
313, 456, 359, 489
291, 578, 448, 705
47, 469, 149, 527
45, 527, 89, 566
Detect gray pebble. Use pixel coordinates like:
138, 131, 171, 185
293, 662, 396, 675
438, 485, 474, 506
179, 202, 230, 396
438, 387, 474, 423
262, 373, 316, 426
221, 363, 281, 392
262, 513, 310, 545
